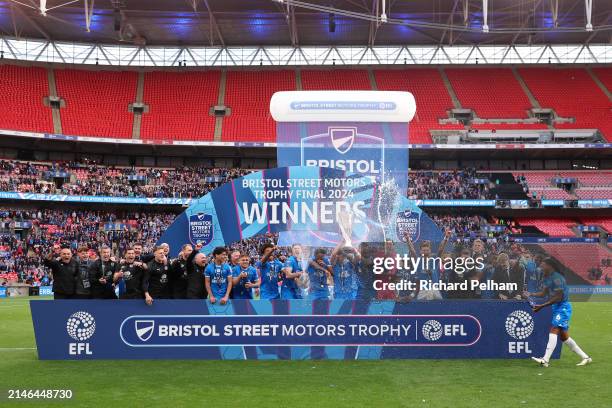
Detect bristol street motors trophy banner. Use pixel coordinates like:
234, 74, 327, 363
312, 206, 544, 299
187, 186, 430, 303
30, 300, 560, 360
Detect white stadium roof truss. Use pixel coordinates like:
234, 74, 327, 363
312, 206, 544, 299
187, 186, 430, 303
1, 37, 611, 67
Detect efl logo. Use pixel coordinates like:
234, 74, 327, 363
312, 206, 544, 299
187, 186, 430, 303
421, 319, 468, 341
66, 311, 95, 355
505, 310, 534, 354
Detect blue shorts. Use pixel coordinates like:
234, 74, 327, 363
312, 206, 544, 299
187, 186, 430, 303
551, 301, 572, 330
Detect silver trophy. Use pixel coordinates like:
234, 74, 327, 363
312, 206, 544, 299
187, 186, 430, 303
376, 178, 401, 242
337, 205, 354, 248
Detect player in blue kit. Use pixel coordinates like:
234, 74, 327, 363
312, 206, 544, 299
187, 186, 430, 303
231, 252, 260, 299
282, 244, 305, 299
331, 242, 360, 300
204, 246, 233, 305
307, 248, 333, 300
257, 243, 284, 300
528, 258, 592, 367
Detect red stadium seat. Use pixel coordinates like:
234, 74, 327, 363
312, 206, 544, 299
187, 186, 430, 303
519, 68, 612, 141
55, 69, 137, 138
374, 69, 458, 144
223, 70, 296, 142
540, 243, 610, 284
0, 65, 53, 133
141, 71, 220, 141
516, 218, 577, 236
446, 68, 533, 118
301, 69, 372, 91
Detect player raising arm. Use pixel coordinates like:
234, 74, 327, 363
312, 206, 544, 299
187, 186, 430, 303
528, 258, 592, 368
258, 243, 283, 300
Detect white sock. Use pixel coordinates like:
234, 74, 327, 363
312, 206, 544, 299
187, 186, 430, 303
563, 337, 588, 359
543, 333, 558, 362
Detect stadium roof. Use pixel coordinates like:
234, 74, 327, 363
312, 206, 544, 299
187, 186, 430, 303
0, 0, 610, 47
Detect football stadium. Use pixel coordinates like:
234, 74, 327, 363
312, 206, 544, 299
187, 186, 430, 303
0, 0, 611, 406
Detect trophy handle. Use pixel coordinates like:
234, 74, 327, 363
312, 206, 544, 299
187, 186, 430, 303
337, 207, 353, 248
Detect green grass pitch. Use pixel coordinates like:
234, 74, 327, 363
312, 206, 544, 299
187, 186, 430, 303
0, 297, 610, 407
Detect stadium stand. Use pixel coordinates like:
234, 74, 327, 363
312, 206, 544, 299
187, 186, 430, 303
445, 68, 533, 118
469, 123, 548, 130
519, 68, 612, 140
0, 65, 53, 133
0, 209, 176, 285
141, 71, 220, 141
55, 69, 137, 138
514, 171, 612, 199
1, 65, 612, 143
574, 189, 611, 199
0, 160, 250, 198
374, 69, 464, 144
580, 217, 612, 233
592, 67, 612, 97
540, 243, 611, 284
223, 70, 296, 142
516, 218, 578, 236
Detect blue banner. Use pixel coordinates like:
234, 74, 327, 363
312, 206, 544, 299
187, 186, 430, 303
0, 191, 192, 205
568, 285, 612, 295
30, 300, 559, 360
0, 287, 6, 298
510, 237, 600, 243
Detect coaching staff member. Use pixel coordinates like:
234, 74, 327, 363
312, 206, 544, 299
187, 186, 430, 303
185, 243, 207, 299
43, 243, 78, 299
143, 246, 170, 305
169, 244, 193, 299
89, 246, 119, 299
74, 245, 92, 299
114, 247, 147, 300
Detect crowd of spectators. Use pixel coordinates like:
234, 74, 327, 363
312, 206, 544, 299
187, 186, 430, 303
0, 159, 251, 198
0, 209, 176, 285
408, 169, 491, 200
0, 159, 496, 200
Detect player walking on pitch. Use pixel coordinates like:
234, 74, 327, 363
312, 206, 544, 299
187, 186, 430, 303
528, 258, 592, 368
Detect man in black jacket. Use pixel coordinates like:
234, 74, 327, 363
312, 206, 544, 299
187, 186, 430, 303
143, 246, 170, 305
114, 247, 146, 300
73, 246, 92, 299
493, 253, 525, 300
88, 246, 120, 299
169, 244, 193, 299
185, 244, 207, 299
43, 244, 78, 300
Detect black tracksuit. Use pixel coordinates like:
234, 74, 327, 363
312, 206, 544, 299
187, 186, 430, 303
43, 257, 78, 299
185, 250, 206, 299
74, 257, 92, 299
143, 259, 170, 299
88, 259, 120, 299
118, 261, 146, 299
169, 257, 189, 299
